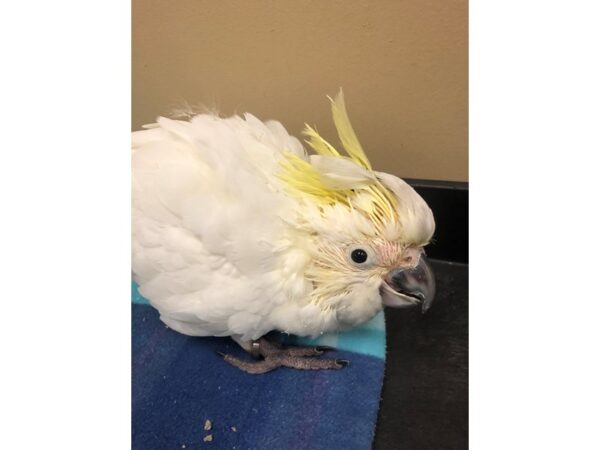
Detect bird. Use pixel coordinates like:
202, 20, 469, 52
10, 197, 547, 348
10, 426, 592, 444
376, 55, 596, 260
132, 90, 436, 373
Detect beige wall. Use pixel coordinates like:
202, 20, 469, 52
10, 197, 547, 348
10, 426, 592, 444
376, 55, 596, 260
133, 0, 467, 181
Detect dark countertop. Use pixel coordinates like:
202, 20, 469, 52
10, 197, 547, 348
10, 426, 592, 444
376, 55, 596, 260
374, 259, 468, 450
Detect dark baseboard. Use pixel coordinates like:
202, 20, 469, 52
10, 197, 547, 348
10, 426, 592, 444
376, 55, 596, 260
406, 178, 468, 264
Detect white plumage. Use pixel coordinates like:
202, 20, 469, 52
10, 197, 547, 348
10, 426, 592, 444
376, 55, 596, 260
132, 93, 435, 345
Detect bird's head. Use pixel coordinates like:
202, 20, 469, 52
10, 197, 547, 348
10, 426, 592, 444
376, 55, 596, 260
279, 91, 436, 328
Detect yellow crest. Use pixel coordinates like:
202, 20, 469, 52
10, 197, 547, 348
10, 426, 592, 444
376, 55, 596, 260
279, 90, 399, 230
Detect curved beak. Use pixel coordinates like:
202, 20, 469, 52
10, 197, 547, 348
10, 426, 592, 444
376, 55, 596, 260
381, 255, 436, 313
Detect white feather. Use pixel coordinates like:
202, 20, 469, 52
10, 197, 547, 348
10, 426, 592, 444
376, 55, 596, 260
133, 113, 314, 340
309, 155, 375, 189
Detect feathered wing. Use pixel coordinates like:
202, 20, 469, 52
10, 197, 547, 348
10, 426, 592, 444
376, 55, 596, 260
132, 113, 309, 340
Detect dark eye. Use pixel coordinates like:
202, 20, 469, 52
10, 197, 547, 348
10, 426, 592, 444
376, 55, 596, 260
351, 248, 369, 264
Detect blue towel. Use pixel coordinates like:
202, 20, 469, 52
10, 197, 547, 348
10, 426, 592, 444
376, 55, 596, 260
132, 283, 386, 449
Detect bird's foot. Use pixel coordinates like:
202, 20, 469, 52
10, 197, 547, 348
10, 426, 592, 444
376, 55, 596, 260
217, 338, 348, 374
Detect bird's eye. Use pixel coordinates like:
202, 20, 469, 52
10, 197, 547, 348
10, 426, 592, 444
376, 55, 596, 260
347, 245, 377, 268
351, 248, 369, 264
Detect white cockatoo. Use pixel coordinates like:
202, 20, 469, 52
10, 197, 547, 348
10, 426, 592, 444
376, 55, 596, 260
132, 91, 435, 373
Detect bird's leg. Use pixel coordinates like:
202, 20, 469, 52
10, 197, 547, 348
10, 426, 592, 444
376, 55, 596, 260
281, 346, 335, 357
258, 338, 335, 358
280, 355, 348, 371
216, 352, 281, 374
218, 336, 348, 374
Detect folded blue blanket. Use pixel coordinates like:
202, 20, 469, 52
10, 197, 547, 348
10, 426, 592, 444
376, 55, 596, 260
132, 283, 386, 449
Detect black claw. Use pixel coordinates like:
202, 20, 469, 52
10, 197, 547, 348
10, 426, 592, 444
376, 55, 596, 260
215, 351, 227, 358
316, 346, 336, 353
336, 359, 350, 367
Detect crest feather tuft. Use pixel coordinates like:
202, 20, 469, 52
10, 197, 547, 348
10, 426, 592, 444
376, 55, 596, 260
279, 90, 401, 233
328, 89, 372, 170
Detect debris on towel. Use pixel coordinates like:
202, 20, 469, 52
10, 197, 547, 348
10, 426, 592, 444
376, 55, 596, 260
231, 426, 237, 432
204, 419, 212, 431
203, 434, 213, 442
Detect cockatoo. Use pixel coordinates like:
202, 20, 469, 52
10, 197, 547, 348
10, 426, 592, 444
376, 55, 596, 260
132, 91, 435, 373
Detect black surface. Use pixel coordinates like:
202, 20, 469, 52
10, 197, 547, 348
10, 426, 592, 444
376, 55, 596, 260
374, 259, 469, 450
407, 179, 469, 264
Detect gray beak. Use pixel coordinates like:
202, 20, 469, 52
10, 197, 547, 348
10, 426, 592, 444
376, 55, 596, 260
381, 255, 436, 313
